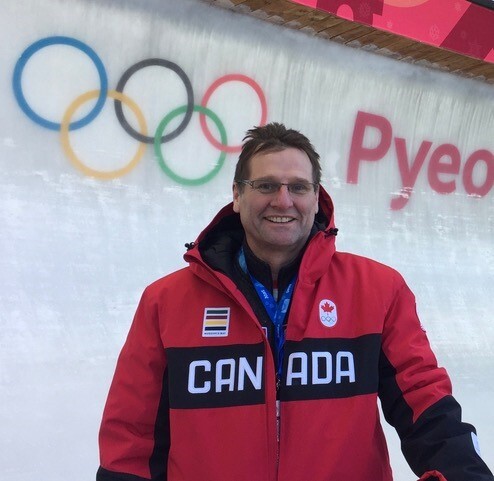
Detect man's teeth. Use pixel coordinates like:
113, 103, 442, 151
267, 216, 293, 223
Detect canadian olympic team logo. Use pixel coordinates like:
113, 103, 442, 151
12, 36, 268, 184
319, 299, 337, 328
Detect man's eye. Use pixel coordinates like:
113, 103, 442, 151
290, 183, 310, 194
256, 182, 277, 192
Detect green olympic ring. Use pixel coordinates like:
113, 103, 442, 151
154, 105, 227, 186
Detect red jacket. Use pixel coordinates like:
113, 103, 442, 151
98, 188, 492, 481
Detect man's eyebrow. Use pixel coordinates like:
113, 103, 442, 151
253, 176, 312, 182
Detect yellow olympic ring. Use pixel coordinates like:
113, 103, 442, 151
60, 90, 147, 180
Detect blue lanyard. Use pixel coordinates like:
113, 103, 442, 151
238, 247, 296, 378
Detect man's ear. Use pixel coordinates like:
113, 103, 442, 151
232, 183, 240, 213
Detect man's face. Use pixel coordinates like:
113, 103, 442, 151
233, 147, 319, 265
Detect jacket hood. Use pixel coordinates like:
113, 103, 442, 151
191, 185, 336, 246
184, 185, 337, 284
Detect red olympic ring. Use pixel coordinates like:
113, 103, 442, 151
199, 74, 268, 153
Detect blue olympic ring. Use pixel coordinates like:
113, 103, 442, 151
12, 36, 108, 131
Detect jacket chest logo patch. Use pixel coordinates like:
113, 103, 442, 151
319, 299, 337, 327
202, 307, 230, 337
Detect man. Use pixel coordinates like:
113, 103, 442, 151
97, 123, 493, 481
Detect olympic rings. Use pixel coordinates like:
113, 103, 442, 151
115, 58, 194, 144
154, 105, 227, 186
200, 74, 268, 153
13, 35, 268, 184
61, 90, 147, 180
13, 36, 108, 131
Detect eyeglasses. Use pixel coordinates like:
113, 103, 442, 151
236, 179, 318, 195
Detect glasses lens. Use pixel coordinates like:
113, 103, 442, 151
288, 182, 312, 194
252, 181, 279, 194
249, 180, 314, 194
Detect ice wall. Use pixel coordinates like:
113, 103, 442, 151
0, 1, 493, 480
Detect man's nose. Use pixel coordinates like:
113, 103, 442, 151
271, 184, 294, 208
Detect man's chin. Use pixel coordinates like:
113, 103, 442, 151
262, 234, 305, 252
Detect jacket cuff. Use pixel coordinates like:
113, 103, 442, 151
418, 471, 447, 481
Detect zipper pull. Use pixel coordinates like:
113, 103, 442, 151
184, 241, 196, 250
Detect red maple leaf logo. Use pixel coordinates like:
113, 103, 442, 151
321, 302, 334, 313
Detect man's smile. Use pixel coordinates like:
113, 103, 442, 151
265, 216, 296, 223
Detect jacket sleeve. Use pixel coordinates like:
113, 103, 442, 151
97, 287, 170, 481
378, 278, 493, 481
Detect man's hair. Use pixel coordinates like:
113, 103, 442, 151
234, 122, 321, 189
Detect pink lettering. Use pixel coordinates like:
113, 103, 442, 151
463, 149, 494, 197
391, 138, 432, 211
428, 144, 461, 194
347, 111, 392, 184
346, 110, 493, 210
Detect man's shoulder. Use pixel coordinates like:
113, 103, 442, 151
333, 250, 404, 280
142, 266, 195, 295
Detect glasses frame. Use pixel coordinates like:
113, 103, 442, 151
235, 179, 319, 195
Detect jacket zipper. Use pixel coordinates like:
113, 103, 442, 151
276, 374, 281, 467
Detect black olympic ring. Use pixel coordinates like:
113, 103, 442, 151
114, 58, 194, 144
